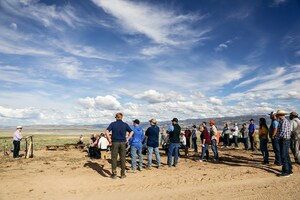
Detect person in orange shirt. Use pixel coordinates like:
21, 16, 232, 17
258, 118, 269, 164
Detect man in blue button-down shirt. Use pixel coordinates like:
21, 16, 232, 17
105, 113, 133, 179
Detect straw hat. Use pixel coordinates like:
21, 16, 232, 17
16, 126, 22, 129
276, 110, 288, 115
149, 118, 157, 125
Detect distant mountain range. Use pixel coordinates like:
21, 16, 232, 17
0, 114, 273, 132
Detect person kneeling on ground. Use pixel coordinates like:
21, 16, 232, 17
180, 131, 188, 156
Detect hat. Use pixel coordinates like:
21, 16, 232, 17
180, 131, 184, 135
171, 118, 178, 123
276, 110, 288, 115
149, 118, 157, 124
290, 111, 298, 117
209, 120, 215, 125
268, 111, 276, 116
133, 119, 140, 124
16, 126, 22, 129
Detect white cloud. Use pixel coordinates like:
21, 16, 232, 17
141, 46, 170, 56
151, 60, 248, 92
134, 89, 185, 103
234, 67, 285, 88
209, 97, 223, 105
78, 95, 122, 110
92, 0, 209, 46
1, 0, 84, 29
45, 57, 123, 81
215, 40, 232, 52
0, 106, 40, 119
9, 23, 17, 30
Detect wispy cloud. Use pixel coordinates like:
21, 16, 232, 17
215, 40, 232, 52
234, 67, 285, 88
45, 57, 123, 81
0, 0, 84, 29
270, 0, 287, 7
91, 0, 209, 46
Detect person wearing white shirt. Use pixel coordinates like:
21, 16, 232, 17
13, 126, 23, 159
232, 123, 239, 149
98, 133, 109, 159
180, 132, 186, 146
180, 132, 188, 156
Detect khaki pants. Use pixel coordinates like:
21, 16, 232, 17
101, 150, 107, 160
291, 134, 300, 163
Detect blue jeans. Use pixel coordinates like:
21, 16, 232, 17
223, 134, 229, 146
167, 142, 179, 166
244, 137, 249, 150
200, 143, 209, 160
279, 139, 293, 174
233, 136, 238, 148
211, 139, 219, 160
260, 138, 269, 163
147, 146, 161, 166
131, 146, 143, 170
272, 137, 282, 165
13, 140, 20, 158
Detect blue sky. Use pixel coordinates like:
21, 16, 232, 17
0, 0, 299, 125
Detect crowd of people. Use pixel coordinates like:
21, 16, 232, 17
12, 110, 299, 179
103, 110, 299, 179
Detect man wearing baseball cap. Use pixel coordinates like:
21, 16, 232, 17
167, 118, 181, 167
128, 119, 144, 173
13, 126, 23, 159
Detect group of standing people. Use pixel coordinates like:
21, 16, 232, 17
105, 113, 182, 179
267, 110, 300, 177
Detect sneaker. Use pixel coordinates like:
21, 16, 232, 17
278, 173, 290, 177
127, 169, 137, 173
120, 175, 127, 179
199, 160, 203, 162
138, 167, 143, 171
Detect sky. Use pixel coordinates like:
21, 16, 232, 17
0, 0, 300, 126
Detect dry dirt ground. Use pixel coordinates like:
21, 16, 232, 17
0, 147, 299, 200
